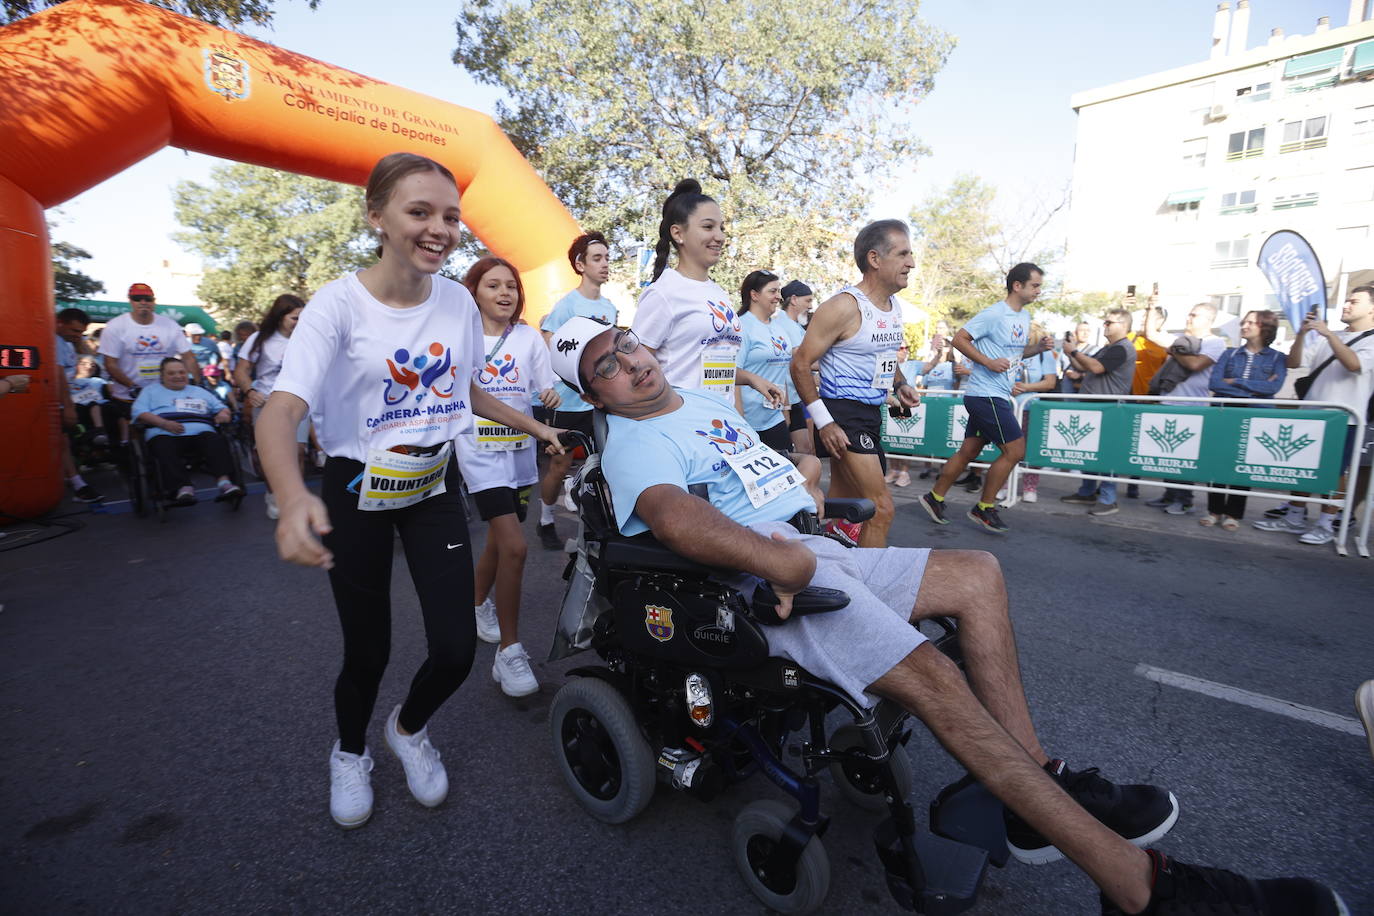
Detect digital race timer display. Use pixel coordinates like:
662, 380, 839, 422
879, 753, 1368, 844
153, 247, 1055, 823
0, 345, 40, 370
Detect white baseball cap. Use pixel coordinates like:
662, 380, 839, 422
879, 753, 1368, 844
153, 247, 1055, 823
549, 316, 616, 393
185, 323, 206, 335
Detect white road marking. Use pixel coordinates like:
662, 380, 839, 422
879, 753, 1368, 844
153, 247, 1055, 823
1134, 663, 1365, 737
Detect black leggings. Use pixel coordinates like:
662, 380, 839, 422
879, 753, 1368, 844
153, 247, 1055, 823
322, 457, 476, 755
147, 431, 233, 493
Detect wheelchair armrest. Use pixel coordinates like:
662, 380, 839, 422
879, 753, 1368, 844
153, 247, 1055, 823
824, 498, 875, 523
750, 583, 850, 626
600, 534, 717, 578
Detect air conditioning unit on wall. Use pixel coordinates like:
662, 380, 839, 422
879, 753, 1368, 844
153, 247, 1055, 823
1207, 103, 1230, 121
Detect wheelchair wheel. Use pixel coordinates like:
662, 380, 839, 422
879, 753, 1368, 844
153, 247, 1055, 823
549, 677, 655, 825
827, 724, 914, 811
731, 799, 830, 915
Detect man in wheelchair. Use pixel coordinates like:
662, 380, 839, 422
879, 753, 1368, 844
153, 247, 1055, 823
131, 357, 244, 507
548, 317, 1343, 916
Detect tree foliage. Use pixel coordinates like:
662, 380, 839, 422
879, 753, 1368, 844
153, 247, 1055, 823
172, 164, 370, 324
2, 0, 318, 28
50, 233, 105, 303
453, 0, 952, 293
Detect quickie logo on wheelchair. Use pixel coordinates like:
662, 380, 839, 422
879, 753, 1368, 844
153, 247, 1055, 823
694, 417, 755, 456
644, 604, 674, 642
477, 351, 520, 387
382, 342, 460, 407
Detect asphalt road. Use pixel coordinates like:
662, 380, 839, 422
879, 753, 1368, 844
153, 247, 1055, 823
1, 467, 1371, 915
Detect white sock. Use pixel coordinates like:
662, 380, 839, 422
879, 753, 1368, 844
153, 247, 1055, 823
539, 501, 555, 525
68, 474, 88, 490
1285, 505, 1305, 520
1316, 514, 1334, 530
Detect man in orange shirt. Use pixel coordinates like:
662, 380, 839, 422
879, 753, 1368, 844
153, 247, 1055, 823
1125, 295, 1170, 499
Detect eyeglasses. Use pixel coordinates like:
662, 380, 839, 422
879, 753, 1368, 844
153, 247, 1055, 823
130, 296, 154, 303
590, 329, 641, 382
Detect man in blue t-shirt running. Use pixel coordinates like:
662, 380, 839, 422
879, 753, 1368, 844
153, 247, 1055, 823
541, 316, 1343, 916
921, 263, 1052, 534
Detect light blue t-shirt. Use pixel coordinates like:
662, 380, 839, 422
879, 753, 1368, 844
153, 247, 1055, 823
736, 312, 792, 432
540, 289, 617, 412
773, 312, 806, 403
961, 301, 1030, 401
922, 360, 956, 395
1013, 349, 1059, 412
603, 389, 814, 537
131, 382, 227, 440
56, 336, 78, 383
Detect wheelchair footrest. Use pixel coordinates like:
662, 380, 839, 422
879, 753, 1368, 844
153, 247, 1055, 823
929, 774, 1010, 868
874, 818, 988, 915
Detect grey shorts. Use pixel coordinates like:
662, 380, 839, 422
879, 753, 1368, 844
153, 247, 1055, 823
741, 521, 930, 707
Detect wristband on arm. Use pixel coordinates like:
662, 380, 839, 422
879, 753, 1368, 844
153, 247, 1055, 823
806, 399, 835, 429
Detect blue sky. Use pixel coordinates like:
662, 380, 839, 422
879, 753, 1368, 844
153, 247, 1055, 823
51, 0, 1339, 299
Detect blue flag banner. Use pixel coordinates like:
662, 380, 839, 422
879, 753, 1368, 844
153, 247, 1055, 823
1256, 230, 1326, 330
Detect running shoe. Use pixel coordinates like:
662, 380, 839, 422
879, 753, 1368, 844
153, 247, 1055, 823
1060, 493, 1098, 505
214, 481, 243, 502
1298, 525, 1335, 546
474, 597, 500, 644
1088, 502, 1119, 517
173, 486, 197, 506
537, 522, 562, 551
1008, 759, 1178, 866
967, 504, 1009, 533
1355, 680, 1374, 764
384, 705, 447, 807
264, 491, 280, 520
1021, 489, 1038, 503
1100, 848, 1348, 915
329, 741, 374, 829
963, 475, 983, 493
1252, 515, 1306, 533
1164, 502, 1193, 516
1262, 505, 1290, 519
72, 484, 104, 503
824, 518, 863, 547
493, 642, 539, 697
920, 492, 949, 526
893, 470, 910, 488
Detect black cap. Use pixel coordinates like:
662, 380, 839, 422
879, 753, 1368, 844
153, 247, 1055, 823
780, 280, 812, 299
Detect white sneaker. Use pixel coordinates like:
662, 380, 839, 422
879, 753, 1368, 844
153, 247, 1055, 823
1252, 515, 1305, 533
265, 491, 279, 520
493, 642, 539, 697
996, 487, 1008, 501
1298, 524, 1335, 545
474, 597, 500, 644
384, 705, 448, 807
560, 478, 577, 512
329, 742, 374, 828
1022, 490, 1038, 503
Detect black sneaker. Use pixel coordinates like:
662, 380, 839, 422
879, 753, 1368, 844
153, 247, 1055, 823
1101, 848, 1348, 915
963, 474, 983, 493
1060, 493, 1098, 505
1125, 484, 1140, 499
1007, 759, 1178, 865
537, 523, 562, 551
967, 504, 1009, 533
72, 484, 104, 503
1263, 506, 1290, 519
920, 492, 949, 525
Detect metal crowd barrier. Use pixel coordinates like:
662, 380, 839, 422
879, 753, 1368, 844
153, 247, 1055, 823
881, 390, 1371, 558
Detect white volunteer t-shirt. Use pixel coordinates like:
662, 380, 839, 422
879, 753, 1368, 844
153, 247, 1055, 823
99, 312, 191, 400
631, 267, 742, 401
239, 330, 291, 395
1302, 330, 1374, 426
455, 323, 553, 493
274, 272, 484, 462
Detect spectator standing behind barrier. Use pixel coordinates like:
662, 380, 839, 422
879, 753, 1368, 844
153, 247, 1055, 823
1004, 322, 1059, 504
1057, 310, 1136, 515
235, 295, 307, 520
1201, 311, 1285, 531
132, 357, 242, 505
1123, 297, 1171, 499
1254, 286, 1374, 546
1145, 303, 1225, 515
914, 328, 969, 481
919, 263, 1052, 534
776, 280, 815, 456
1058, 321, 1092, 393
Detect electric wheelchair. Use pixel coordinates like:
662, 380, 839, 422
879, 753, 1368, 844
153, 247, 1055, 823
122, 412, 247, 521
546, 427, 1009, 915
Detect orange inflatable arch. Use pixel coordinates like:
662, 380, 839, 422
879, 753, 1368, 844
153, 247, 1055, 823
0, 0, 582, 519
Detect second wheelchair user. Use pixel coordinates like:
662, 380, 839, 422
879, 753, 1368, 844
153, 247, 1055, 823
132, 356, 243, 506
546, 316, 1345, 916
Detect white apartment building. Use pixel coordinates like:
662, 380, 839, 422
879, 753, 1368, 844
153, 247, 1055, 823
1064, 1, 1374, 335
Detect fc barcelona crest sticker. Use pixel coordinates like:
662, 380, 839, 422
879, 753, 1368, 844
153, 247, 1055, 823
202, 49, 251, 102
645, 605, 674, 643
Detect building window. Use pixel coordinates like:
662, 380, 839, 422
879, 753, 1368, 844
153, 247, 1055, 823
1182, 137, 1207, 168
1226, 127, 1266, 160
1280, 116, 1327, 153
1345, 166, 1374, 202
1212, 239, 1250, 269
1272, 191, 1319, 209
1210, 294, 1244, 316
1235, 82, 1271, 103
1283, 47, 1342, 93
1352, 106, 1374, 145
1219, 189, 1257, 214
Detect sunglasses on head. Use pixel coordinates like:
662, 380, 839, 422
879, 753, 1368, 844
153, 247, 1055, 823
130, 295, 154, 303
